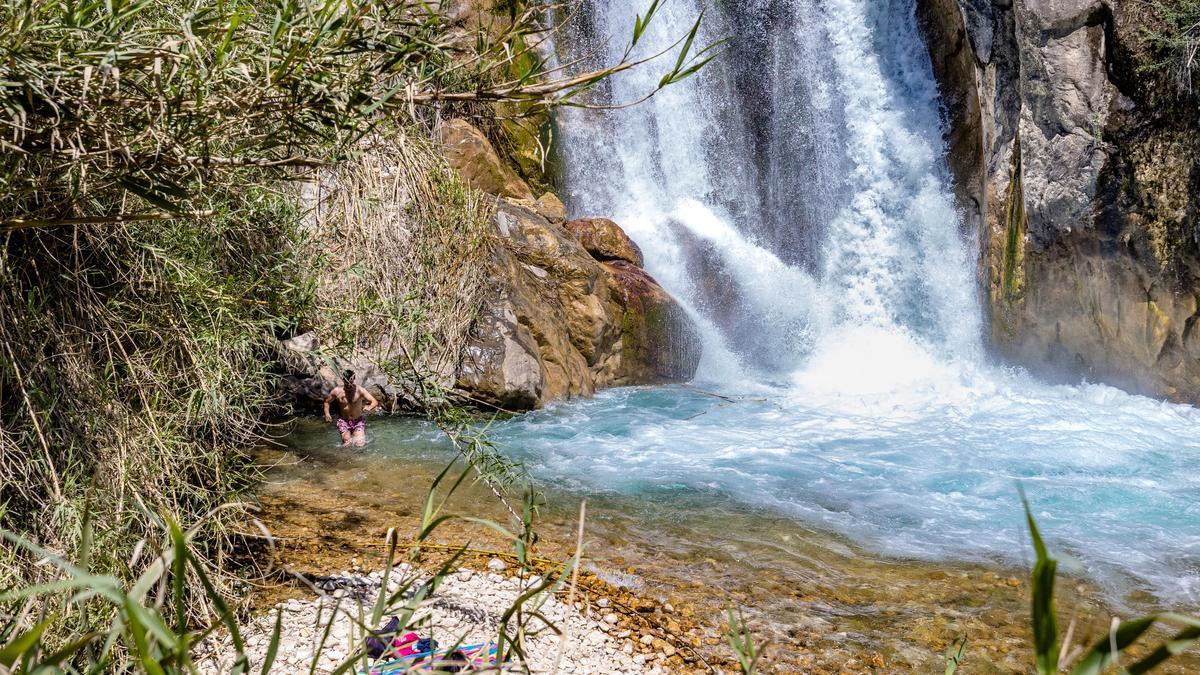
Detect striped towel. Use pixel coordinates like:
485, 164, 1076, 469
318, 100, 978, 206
367, 641, 503, 674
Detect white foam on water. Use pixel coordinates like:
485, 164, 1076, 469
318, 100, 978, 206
536, 0, 1200, 606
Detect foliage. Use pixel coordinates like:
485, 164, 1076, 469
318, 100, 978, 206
1139, 0, 1200, 93
1020, 490, 1200, 674
0, 182, 308, 631
0, 0, 719, 229
936, 487, 1200, 672
945, 491, 1200, 674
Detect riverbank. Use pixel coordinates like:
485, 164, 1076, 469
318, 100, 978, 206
243, 419, 1199, 674
195, 562, 675, 674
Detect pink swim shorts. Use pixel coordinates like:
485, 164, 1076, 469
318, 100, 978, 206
336, 417, 366, 434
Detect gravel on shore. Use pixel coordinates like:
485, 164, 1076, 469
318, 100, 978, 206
194, 561, 681, 674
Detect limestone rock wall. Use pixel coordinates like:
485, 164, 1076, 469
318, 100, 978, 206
918, 0, 1200, 400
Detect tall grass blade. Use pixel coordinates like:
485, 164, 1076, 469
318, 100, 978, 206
258, 607, 284, 675
944, 636, 966, 675
0, 617, 53, 668
1021, 487, 1059, 675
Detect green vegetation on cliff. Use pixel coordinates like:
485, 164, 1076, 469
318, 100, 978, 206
1001, 136, 1027, 305
1141, 0, 1200, 93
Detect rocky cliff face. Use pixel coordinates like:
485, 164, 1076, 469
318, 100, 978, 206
440, 119, 701, 410
279, 119, 701, 412
919, 0, 1200, 400
455, 202, 701, 410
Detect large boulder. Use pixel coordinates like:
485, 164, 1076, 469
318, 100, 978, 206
918, 0, 1200, 401
436, 119, 534, 200
602, 260, 702, 382
454, 203, 700, 410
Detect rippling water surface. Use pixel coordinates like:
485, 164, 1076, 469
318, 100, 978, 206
491, 375, 1200, 605
307, 347, 1200, 610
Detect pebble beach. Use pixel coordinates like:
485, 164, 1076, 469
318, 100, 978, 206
193, 559, 696, 674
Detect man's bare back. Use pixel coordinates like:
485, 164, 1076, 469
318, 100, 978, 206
323, 370, 379, 446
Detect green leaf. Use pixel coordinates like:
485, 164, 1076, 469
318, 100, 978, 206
1127, 623, 1200, 674
258, 607, 284, 675
1021, 487, 1059, 675
185, 546, 248, 672
672, 11, 704, 77
118, 176, 182, 214
0, 617, 53, 668
371, 530, 400, 626
169, 520, 189, 671
944, 636, 967, 675
632, 0, 662, 47
36, 631, 105, 670
122, 595, 168, 675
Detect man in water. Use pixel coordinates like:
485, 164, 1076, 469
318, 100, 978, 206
323, 370, 379, 446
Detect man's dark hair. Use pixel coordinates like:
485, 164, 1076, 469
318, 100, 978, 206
342, 369, 355, 383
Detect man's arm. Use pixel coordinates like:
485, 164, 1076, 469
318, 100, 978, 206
364, 388, 380, 412
323, 387, 341, 423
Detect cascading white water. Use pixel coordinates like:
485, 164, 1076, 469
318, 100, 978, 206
518, 0, 1200, 605
556, 0, 981, 377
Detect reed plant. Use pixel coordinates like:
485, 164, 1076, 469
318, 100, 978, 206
299, 129, 493, 394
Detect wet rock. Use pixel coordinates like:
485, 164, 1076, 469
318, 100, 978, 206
564, 217, 645, 267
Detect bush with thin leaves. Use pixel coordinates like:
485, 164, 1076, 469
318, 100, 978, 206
1139, 0, 1200, 93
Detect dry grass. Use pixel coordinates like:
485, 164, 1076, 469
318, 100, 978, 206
301, 129, 494, 392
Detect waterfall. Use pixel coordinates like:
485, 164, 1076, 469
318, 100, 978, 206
533, 0, 1200, 605
556, 0, 981, 381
